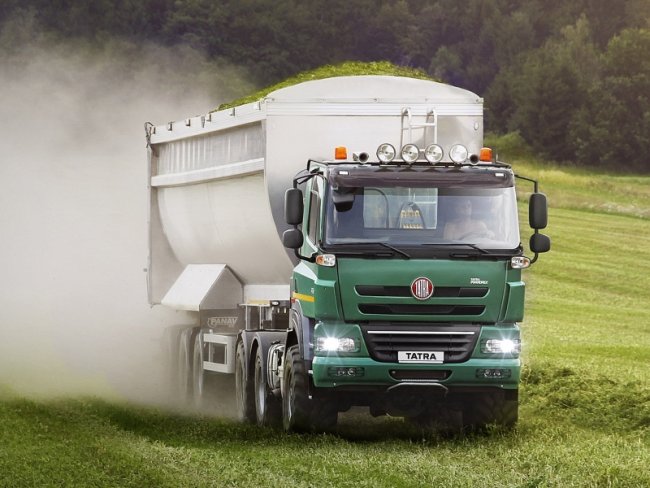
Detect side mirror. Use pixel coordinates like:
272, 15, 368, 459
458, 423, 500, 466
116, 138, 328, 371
530, 233, 551, 254
284, 188, 303, 225
282, 228, 303, 249
529, 193, 548, 229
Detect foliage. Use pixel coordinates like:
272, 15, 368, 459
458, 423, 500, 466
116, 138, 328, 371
570, 29, 650, 172
217, 60, 433, 110
1, 0, 649, 171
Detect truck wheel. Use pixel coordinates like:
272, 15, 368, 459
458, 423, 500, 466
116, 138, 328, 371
282, 344, 312, 432
254, 348, 282, 427
177, 328, 194, 404
463, 392, 518, 431
235, 339, 255, 423
191, 332, 206, 409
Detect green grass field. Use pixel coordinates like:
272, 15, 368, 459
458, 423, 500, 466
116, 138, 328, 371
1, 155, 649, 487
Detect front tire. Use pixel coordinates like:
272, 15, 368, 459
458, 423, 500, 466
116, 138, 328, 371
282, 344, 312, 432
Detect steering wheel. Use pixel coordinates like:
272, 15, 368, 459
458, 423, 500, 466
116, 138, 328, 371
458, 230, 493, 240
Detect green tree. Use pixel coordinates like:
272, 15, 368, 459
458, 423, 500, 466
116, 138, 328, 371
570, 28, 650, 171
489, 16, 598, 161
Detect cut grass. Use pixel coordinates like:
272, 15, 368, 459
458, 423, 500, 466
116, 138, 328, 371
2, 157, 649, 486
0, 396, 648, 488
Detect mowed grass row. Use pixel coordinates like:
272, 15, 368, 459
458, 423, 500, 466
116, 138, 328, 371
1, 162, 649, 487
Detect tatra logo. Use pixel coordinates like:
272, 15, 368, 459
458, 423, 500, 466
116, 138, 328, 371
470, 277, 488, 285
411, 277, 434, 300
207, 316, 238, 328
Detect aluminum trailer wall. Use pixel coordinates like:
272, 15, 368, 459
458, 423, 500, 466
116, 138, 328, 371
147, 76, 483, 307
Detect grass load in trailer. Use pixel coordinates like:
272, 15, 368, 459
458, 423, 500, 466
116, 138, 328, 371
145, 75, 550, 432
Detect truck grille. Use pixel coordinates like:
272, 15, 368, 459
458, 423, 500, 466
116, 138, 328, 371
355, 285, 487, 317
360, 323, 480, 363
358, 304, 485, 316
356, 285, 488, 298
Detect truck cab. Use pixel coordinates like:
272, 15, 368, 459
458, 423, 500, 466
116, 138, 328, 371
280, 150, 549, 431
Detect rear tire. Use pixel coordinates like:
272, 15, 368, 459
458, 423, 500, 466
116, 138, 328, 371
191, 332, 207, 410
254, 348, 282, 427
177, 328, 195, 405
235, 339, 255, 423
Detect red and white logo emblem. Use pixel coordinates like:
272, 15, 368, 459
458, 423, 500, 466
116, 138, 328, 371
411, 277, 434, 300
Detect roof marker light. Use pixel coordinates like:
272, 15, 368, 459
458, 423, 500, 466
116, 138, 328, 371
480, 147, 493, 162
335, 147, 348, 160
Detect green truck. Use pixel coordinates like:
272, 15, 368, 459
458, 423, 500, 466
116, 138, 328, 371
146, 75, 550, 432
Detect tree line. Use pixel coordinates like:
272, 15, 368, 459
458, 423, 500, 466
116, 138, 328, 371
1, 0, 648, 171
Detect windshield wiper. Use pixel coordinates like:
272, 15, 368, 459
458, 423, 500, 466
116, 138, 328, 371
338, 241, 411, 259
421, 242, 490, 254
376, 242, 411, 259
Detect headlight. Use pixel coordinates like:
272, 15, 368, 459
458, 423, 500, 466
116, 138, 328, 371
315, 337, 359, 353
400, 144, 420, 164
424, 144, 444, 164
377, 143, 396, 163
449, 144, 468, 164
482, 339, 521, 355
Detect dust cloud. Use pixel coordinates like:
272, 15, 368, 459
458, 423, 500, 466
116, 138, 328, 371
0, 30, 253, 405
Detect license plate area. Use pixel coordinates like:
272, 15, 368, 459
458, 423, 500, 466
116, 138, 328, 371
397, 351, 444, 364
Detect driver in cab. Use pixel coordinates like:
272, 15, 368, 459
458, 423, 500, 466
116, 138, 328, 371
443, 198, 494, 241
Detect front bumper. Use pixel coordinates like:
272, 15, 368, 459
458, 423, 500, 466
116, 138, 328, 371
311, 356, 520, 389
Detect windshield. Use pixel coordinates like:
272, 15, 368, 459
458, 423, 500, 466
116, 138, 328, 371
324, 184, 520, 251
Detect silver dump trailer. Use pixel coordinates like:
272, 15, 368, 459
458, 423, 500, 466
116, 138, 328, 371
147, 75, 483, 370
148, 76, 483, 300
146, 75, 548, 431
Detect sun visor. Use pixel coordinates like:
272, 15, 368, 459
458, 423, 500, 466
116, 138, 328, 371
329, 166, 514, 189
161, 264, 243, 311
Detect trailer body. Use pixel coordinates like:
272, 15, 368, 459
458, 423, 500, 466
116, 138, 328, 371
146, 76, 549, 430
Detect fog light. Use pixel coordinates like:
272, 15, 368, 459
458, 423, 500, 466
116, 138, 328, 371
449, 144, 468, 164
482, 339, 521, 354
377, 143, 396, 163
315, 337, 359, 353
476, 368, 512, 379
401, 144, 420, 164
328, 367, 365, 377
424, 144, 444, 164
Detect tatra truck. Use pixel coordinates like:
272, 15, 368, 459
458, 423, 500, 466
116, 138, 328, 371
145, 75, 550, 432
